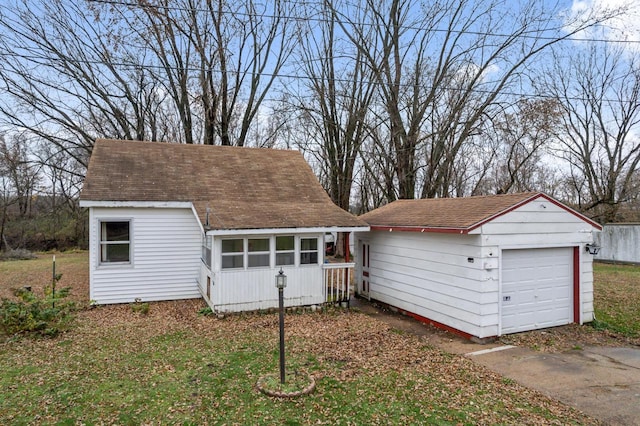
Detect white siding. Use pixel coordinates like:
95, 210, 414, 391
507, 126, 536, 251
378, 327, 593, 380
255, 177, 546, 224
476, 199, 595, 241
481, 200, 595, 327
357, 198, 598, 339
211, 266, 323, 312
89, 207, 202, 304
361, 231, 489, 338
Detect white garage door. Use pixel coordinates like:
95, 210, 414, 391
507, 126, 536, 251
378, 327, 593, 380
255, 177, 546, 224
501, 247, 573, 334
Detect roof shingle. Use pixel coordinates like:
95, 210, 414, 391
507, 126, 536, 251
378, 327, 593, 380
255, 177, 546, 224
360, 192, 550, 231
80, 139, 367, 230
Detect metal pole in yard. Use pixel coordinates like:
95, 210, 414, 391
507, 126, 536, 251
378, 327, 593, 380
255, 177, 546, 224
278, 286, 285, 384
275, 268, 287, 384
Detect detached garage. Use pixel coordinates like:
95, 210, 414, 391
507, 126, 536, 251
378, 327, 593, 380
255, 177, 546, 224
355, 192, 602, 340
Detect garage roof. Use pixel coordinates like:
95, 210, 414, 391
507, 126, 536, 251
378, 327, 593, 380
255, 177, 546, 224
80, 139, 368, 231
360, 192, 602, 233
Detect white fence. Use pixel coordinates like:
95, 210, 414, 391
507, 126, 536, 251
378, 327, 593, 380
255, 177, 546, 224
594, 224, 640, 264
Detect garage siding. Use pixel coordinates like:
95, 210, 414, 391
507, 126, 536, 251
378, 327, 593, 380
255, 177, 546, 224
358, 196, 597, 339
479, 199, 595, 329
364, 231, 492, 338
89, 207, 203, 304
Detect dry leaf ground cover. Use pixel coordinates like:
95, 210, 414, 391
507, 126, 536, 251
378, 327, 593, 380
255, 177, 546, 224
1, 252, 599, 425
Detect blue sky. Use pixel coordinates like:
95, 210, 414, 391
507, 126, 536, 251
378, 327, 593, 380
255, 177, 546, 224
566, 0, 640, 53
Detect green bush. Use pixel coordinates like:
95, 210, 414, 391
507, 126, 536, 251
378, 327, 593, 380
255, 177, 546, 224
131, 299, 150, 315
0, 286, 75, 338
198, 306, 214, 316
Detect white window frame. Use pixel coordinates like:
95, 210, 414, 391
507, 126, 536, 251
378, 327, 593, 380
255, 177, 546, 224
275, 235, 295, 267
299, 236, 320, 266
247, 237, 271, 268
221, 238, 245, 269
218, 234, 323, 271
98, 219, 132, 266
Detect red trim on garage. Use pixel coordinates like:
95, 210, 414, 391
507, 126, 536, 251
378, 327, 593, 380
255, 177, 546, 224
399, 308, 476, 340
362, 298, 482, 339
573, 246, 580, 323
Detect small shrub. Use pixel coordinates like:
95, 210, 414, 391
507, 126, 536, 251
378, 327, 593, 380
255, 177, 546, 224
131, 299, 150, 315
0, 286, 75, 338
198, 306, 214, 316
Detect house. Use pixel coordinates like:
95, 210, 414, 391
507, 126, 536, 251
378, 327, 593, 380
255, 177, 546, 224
79, 139, 369, 312
354, 192, 602, 340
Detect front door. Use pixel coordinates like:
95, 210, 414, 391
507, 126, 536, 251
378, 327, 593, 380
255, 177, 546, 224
360, 241, 370, 299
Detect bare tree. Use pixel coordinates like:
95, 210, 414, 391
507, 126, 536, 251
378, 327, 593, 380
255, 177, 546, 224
134, 0, 298, 146
543, 44, 640, 223
294, 2, 377, 211
469, 98, 562, 195
0, 0, 298, 162
0, 135, 41, 218
329, 0, 622, 201
0, 0, 178, 166
0, 134, 42, 249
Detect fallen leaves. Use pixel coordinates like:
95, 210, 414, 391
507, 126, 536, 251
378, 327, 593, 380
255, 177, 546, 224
0, 252, 602, 424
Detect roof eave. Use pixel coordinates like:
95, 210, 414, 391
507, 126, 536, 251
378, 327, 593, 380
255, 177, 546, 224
370, 225, 470, 234
206, 225, 370, 236
79, 200, 193, 209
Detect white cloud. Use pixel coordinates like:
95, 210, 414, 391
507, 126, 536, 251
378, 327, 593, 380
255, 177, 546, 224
567, 0, 640, 52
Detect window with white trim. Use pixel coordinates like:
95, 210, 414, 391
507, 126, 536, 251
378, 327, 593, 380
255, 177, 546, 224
300, 237, 318, 265
100, 221, 131, 263
248, 238, 270, 268
275, 236, 295, 266
221, 239, 244, 269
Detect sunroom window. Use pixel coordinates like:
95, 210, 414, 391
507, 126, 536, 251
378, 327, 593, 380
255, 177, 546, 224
221, 239, 244, 269
248, 238, 270, 268
275, 236, 295, 266
100, 221, 131, 263
300, 237, 318, 265
202, 235, 212, 268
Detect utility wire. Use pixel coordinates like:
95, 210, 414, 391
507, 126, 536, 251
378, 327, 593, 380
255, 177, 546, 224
83, 0, 640, 45
0, 50, 629, 104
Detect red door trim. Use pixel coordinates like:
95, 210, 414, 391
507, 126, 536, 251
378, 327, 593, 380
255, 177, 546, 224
573, 246, 580, 323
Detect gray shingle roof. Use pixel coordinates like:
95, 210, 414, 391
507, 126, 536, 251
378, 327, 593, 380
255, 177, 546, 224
80, 139, 368, 231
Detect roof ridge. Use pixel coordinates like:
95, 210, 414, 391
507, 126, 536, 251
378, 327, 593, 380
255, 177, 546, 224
82, 139, 369, 231
95, 138, 296, 154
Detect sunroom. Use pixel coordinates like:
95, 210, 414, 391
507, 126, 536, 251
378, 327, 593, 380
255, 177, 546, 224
199, 227, 365, 313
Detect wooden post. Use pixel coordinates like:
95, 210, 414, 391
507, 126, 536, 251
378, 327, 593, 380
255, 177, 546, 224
52, 255, 56, 308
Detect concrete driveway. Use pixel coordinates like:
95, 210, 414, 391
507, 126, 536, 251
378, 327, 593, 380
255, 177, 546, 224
354, 300, 640, 425
448, 343, 640, 425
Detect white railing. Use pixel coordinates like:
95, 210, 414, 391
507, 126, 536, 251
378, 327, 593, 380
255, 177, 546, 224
322, 262, 355, 305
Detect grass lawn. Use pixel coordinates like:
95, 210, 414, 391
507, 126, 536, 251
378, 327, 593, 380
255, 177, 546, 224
593, 262, 640, 338
0, 252, 613, 425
